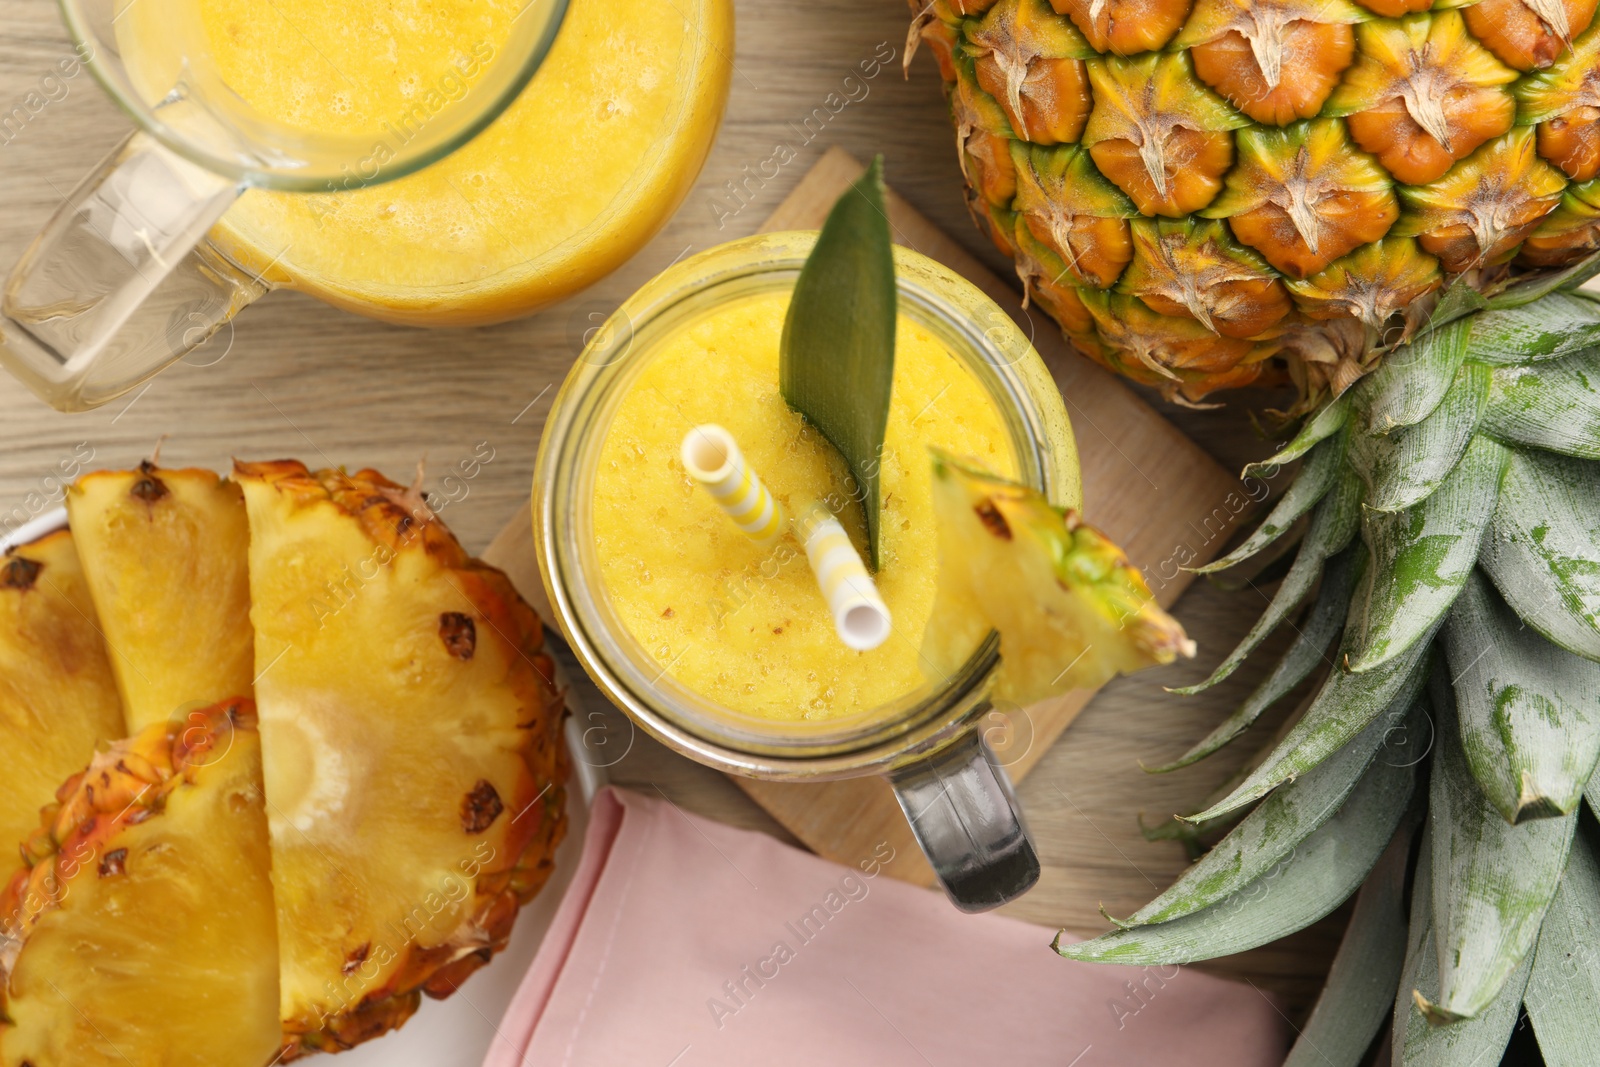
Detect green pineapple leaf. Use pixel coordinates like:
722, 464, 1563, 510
1055, 749, 1417, 966
1391, 822, 1436, 1056
1486, 249, 1600, 310
1188, 632, 1433, 823
1423, 698, 1577, 1023
1396, 896, 1535, 1063
1283, 828, 1412, 1067
780, 155, 896, 570
1122, 700, 1421, 927
1345, 434, 1506, 672
1192, 430, 1343, 575
1138, 808, 1244, 859
1443, 571, 1600, 823
1481, 449, 1600, 663
1523, 820, 1600, 1064
1174, 464, 1359, 694
1243, 393, 1352, 478
1480, 350, 1600, 461
1151, 548, 1360, 772
1424, 280, 1491, 335
1392, 819, 1535, 1062
1360, 317, 1474, 436
1350, 361, 1490, 514
1466, 291, 1600, 366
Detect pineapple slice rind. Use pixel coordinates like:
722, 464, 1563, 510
923, 448, 1192, 706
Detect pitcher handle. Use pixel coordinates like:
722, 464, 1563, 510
0, 130, 264, 412
887, 724, 1040, 912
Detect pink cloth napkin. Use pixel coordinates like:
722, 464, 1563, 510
487, 786, 1287, 1067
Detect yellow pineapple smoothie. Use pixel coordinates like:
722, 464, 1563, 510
131, 0, 732, 325
592, 291, 1017, 722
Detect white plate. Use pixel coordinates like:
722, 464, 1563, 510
4, 507, 601, 1067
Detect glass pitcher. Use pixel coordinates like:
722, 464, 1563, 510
0, 0, 565, 412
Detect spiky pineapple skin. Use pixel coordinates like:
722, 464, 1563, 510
910, 0, 1600, 404
232, 461, 568, 1059
0, 700, 280, 1067
0, 531, 124, 891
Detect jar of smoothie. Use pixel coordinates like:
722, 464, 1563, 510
534, 232, 1080, 910
0, 0, 731, 410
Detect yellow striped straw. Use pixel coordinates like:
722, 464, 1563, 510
794, 500, 892, 652
681, 424, 787, 544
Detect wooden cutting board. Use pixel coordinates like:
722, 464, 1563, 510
486, 147, 1248, 886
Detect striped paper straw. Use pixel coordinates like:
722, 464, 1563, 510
795, 501, 892, 652
681, 424, 786, 543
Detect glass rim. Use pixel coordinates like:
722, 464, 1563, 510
535, 232, 1076, 777
61, 0, 568, 192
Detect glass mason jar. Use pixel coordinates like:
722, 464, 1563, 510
535, 232, 1079, 911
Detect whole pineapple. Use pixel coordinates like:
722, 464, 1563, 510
910, 0, 1600, 405
910, 2, 1600, 1062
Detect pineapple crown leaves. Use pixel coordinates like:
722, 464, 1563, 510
779, 156, 896, 571
1061, 278, 1600, 1058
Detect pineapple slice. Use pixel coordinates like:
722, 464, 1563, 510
233, 461, 567, 1056
65, 463, 255, 732
923, 448, 1194, 704
0, 701, 280, 1067
0, 531, 124, 890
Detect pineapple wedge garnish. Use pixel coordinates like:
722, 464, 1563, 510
234, 461, 568, 1056
0, 701, 280, 1067
924, 448, 1193, 704
0, 531, 124, 890
66, 463, 255, 732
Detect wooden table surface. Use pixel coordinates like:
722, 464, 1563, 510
0, 0, 1338, 1022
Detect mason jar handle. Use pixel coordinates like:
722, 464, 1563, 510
0, 130, 265, 412
887, 724, 1040, 912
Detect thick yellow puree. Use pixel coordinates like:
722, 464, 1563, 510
592, 292, 1016, 722
124, 0, 731, 324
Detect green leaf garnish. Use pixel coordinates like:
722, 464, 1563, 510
780, 156, 896, 570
